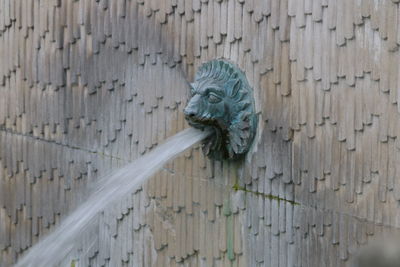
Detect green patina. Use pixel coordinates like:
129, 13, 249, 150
226, 215, 235, 261
222, 198, 232, 216
184, 59, 258, 160
223, 198, 235, 262
232, 183, 300, 206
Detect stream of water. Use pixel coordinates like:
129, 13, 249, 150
15, 128, 211, 267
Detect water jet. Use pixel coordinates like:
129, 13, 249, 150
15, 128, 211, 267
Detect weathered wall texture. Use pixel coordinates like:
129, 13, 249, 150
1, 0, 400, 266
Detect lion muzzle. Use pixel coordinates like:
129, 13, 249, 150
183, 94, 201, 120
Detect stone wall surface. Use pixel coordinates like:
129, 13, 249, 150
1, 0, 400, 266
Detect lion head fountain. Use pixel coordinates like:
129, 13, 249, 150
184, 59, 258, 160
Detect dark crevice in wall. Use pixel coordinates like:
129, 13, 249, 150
0, 126, 125, 163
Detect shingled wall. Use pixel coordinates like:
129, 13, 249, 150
1, 0, 400, 266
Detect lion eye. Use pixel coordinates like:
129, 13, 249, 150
207, 93, 222, 103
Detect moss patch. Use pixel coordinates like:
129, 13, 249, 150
232, 183, 300, 206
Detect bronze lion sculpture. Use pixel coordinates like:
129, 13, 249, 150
184, 59, 258, 160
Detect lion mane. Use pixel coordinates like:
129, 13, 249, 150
184, 59, 258, 160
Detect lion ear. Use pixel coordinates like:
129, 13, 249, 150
226, 79, 242, 98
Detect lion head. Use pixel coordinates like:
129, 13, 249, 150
184, 59, 258, 160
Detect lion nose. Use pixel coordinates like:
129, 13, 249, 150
184, 107, 196, 118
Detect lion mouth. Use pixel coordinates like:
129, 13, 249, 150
185, 115, 224, 136
185, 115, 216, 128
185, 115, 228, 159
